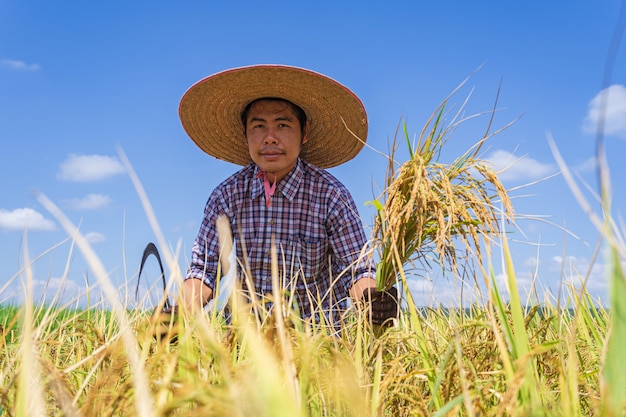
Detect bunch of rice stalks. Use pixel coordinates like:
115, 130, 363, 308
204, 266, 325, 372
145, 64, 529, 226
371, 93, 515, 291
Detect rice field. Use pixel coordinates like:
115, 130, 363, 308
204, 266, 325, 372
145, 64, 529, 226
1, 95, 625, 416
0, 267, 620, 416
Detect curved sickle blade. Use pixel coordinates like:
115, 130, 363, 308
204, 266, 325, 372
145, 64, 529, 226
136, 242, 170, 311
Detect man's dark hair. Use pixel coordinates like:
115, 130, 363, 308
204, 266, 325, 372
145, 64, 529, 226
241, 97, 307, 137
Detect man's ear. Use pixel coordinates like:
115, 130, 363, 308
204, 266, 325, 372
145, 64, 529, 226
301, 121, 310, 145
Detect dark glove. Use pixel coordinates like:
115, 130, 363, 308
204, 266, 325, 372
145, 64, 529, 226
150, 304, 179, 343
361, 287, 399, 326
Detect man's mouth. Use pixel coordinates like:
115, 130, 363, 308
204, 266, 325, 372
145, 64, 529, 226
260, 149, 283, 157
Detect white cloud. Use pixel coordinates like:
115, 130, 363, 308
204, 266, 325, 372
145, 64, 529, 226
57, 154, 125, 182
0, 58, 41, 71
0, 208, 55, 231
574, 156, 597, 173
551, 255, 579, 265
404, 275, 486, 307
583, 84, 626, 138
484, 150, 556, 182
549, 254, 610, 300
66, 193, 112, 210
84, 231, 106, 244
34, 277, 81, 295
8, 277, 86, 307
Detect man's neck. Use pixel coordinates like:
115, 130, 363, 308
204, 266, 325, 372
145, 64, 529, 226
256, 158, 301, 183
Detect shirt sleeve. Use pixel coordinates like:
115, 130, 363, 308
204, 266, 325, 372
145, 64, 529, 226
326, 185, 376, 293
186, 189, 226, 290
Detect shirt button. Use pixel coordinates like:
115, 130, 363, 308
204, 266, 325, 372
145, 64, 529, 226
268, 219, 275, 225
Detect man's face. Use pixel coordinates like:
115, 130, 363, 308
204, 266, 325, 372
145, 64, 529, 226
245, 99, 309, 182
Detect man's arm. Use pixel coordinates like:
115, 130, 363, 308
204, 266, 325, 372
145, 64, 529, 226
325, 182, 399, 324
179, 278, 214, 312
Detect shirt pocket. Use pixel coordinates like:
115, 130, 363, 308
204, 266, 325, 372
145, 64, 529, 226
287, 234, 330, 278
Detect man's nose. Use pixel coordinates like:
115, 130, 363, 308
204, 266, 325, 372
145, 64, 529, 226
263, 128, 278, 143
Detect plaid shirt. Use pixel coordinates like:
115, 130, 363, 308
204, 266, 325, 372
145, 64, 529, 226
186, 158, 375, 323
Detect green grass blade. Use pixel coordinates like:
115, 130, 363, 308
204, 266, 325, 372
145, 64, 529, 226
370, 346, 383, 416
431, 394, 464, 417
501, 235, 542, 408
601, 245, 626, 416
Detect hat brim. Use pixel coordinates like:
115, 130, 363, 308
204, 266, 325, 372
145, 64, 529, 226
178, 65, 368, 168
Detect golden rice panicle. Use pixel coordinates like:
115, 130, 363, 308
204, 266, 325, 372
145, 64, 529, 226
373, 99, 515, 291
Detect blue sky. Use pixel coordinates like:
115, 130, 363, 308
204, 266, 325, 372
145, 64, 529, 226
1, 1, 625, 309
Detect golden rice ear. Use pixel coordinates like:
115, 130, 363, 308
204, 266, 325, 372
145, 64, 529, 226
373, 104, 514, 290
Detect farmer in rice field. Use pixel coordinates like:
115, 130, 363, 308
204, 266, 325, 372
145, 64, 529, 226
176, 64, 398, 328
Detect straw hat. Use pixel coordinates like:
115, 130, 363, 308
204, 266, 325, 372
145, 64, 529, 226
179, 64, 368, 168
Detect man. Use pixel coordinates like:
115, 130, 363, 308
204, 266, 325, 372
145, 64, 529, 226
177, 65, 397, 328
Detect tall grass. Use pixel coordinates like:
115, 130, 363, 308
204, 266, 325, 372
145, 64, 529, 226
0, 245, 617, 415
2, 265, 614, 416
549, 132, 626, 417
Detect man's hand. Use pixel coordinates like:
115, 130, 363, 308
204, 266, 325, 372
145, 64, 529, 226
361, 287, 400, 326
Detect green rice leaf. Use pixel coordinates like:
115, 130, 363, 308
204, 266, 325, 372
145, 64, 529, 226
601, 245, 626, 416
432, 394, 464, 417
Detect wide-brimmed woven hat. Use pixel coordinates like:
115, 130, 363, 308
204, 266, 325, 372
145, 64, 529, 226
179, 64, 368, 168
